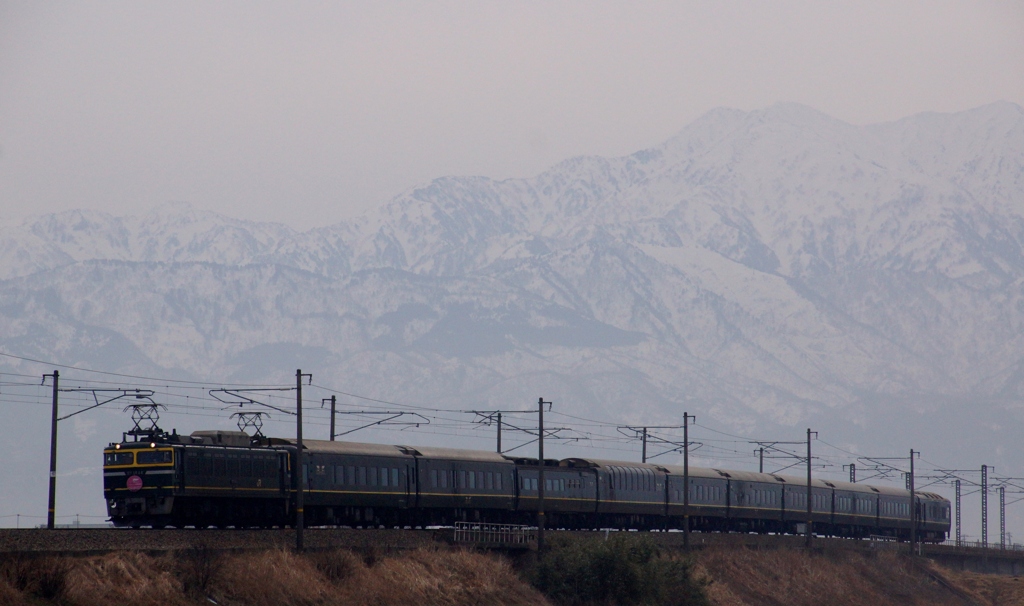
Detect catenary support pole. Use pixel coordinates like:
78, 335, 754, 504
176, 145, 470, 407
909, 449, 917, 553
497, 412, 502, 454
758, 447, 763, 473
683, 412, 695, 549
955, 479, 961, 547
329, 395, 336, 441
1001, 486, 1006, 550
982, 465, 989, 548
537, 397, 549, 552
806, 428, 813, 548
295, 369, 311, 552
642, 427, 648, 464
849, 463, 856, 483
45, 370, 59, 529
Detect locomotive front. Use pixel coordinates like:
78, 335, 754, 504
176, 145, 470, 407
103, 437, 181, 527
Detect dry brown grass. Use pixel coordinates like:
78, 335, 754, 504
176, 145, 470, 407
61, 552, 190, 606
207, 547, 549, 606
693, 546, 1024, 606
329, 547, 548, 606
12, 543, 1024, 606
0, 547, 549, 606
0, 577, 28, 606
937, 568, 1024, 605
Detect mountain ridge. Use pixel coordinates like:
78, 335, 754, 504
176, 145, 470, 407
1, 102, 1022, 434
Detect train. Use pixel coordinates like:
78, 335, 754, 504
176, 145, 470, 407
103, 427, 951, 542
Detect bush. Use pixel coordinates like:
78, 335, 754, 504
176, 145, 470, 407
308, 549, 360, 582
0, 555, 68, 602
176, 542, 222, 598
529, 534, 709, 606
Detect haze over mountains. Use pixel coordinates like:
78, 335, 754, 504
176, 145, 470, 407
2, 102, 1023, 525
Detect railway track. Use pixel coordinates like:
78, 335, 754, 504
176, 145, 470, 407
0, 527, 442, 556
0, 527, 1002, 558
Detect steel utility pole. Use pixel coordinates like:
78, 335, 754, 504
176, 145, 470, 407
1001, 486, 1006, 550
324, 395, 336, 441
955, 479, 961, 547
758, 447, 764, 473
683, 412, 695, 549
537, 397, 551, 552
642, 427, 648, 464
295, 369, 312, 552
45, 370, 58, 529
909, 449, 917, 553
982, 464, 989, 548
805, 428, 817, 549
497, 412, 502, 453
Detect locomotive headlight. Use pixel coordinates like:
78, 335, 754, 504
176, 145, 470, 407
114, 444, 121, 449
150, 442, 156, 448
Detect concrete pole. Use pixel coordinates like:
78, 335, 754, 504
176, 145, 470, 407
46, 370, 59, 529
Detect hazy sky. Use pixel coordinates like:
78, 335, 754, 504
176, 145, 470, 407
1, 1, 1022, 230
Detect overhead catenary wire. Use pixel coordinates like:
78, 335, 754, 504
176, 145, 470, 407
0, 355, 1001, 494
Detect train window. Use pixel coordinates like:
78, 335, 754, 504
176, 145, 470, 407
335, 466, 344, 484
477, 472, 484, 489
431, 469, 438, 488
392, 468, 399, 487
469, 471, 476, 489
358, 466, 366, 485
137, 450, 172, 465
369, 467, 378, 486
486, 472, 494, 490
496, 473, 502, 491
346, 466, 355, 485
104, 452, 134, 466
380, 467, 388, 487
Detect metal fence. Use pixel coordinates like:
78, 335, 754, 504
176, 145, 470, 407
453, 522, 535, 547
938, 539, 1024, 552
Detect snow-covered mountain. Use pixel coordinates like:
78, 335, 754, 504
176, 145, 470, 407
2, 102, 1023, 525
